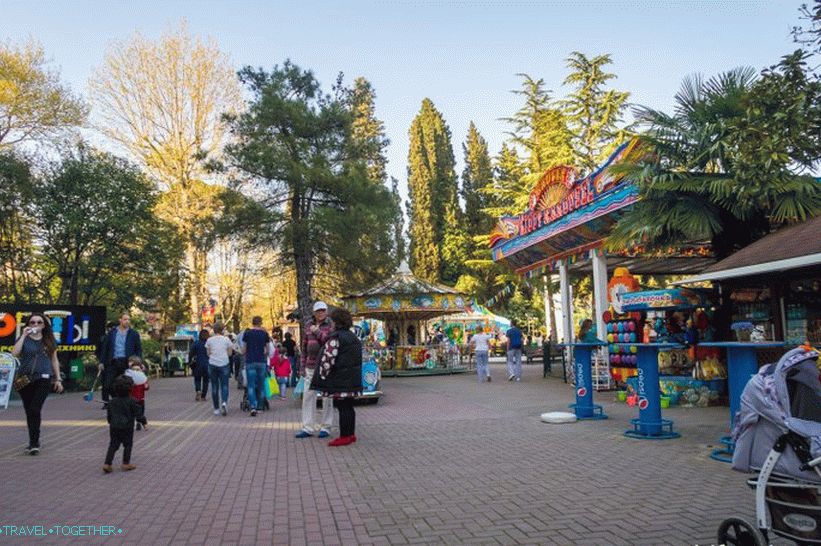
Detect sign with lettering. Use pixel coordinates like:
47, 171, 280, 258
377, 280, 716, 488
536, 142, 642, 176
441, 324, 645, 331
0, 304, 107, 354
489, 139, 642, 248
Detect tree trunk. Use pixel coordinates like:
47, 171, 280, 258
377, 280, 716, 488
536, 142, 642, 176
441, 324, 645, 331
294, 249, 313, 326
185, 241, 206, 324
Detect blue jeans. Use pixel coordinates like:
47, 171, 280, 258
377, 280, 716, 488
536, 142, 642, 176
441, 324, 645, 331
506, 348, 522, 380
208, 365, 230, 409
193, 370, 209, 397
475, 351, 489, 382
277, 377, 289, 398
245, 362, 266, 410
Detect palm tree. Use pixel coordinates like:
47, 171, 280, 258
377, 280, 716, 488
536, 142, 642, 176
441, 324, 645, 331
608, 66, 821, 259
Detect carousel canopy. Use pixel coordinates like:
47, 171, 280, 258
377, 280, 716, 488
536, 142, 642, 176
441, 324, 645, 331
440, 302, 511, 328
343, 262, 469, 321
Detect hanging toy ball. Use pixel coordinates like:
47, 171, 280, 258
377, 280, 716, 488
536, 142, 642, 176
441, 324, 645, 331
627, 321, 635, 332
630, 345, 638, 354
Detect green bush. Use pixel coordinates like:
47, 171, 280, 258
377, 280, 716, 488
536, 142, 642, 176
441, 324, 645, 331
142, 338, 162, 364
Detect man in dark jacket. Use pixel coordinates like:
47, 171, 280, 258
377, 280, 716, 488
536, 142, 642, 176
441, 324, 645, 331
100, 312, 142, 406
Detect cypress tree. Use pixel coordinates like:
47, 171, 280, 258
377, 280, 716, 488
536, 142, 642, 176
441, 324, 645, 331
350, 77, 389, 185
406, 98, 465, 283
344, 76, 401, 281
461, 122, 493, 238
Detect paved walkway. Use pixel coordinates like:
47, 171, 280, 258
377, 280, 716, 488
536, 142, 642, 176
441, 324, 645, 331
1, 363, 770, 545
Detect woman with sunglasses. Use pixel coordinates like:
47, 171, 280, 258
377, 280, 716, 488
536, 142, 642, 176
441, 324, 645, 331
11, 313, 64, 455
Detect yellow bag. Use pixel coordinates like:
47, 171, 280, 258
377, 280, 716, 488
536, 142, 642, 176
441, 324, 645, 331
264, 376, 280, 399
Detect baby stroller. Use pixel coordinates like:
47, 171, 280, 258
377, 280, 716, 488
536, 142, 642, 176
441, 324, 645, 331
238, 363, 270, 412
718, 347, 821, 546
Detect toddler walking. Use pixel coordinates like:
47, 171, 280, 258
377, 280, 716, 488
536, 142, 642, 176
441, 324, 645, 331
270, 344, 291, 400
125, 356, 149, 430
103, 375, 141, 473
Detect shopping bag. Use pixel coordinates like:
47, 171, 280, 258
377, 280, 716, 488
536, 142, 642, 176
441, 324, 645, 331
264, 376, 280, 399
292, 377, 305, 399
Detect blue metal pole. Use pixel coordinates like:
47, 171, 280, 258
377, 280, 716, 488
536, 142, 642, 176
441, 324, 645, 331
624, 343, 680, 440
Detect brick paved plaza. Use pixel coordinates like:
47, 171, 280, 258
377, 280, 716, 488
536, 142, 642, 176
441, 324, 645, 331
2, 361, 767, 545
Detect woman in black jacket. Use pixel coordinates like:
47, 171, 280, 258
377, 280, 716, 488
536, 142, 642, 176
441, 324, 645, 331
311, 308, 362, 446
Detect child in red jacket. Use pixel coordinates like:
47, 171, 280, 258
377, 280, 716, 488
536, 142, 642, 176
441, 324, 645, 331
125, 356, 149, 430
269, 344, 291, 401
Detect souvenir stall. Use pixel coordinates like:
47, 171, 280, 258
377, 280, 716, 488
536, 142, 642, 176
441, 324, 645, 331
671, 213, 821, 460
675, 215, 821, 347
343, 263, 469, 376
609, 284, 727, 408
489, 139, 716, 376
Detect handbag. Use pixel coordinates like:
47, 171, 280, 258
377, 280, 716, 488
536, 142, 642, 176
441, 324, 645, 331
13, 374, 31, 392
264, 376, 280, 399
13, 358, 34, 392
292, 377, 305, 399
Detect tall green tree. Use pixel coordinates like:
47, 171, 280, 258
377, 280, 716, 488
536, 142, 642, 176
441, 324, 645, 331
36, 146, 182, 308
456, 123, 496, 302
0, 152, 42, 302
609, 66, 821, 259
344, 76, 401, 281
504, 75, 574, 176
461, 122, 494, 238
406, 98, 466, 283
349, 77, 389, 185
560, 52, 630, 173
482, 143, 528, 217
222, 61, 399, 321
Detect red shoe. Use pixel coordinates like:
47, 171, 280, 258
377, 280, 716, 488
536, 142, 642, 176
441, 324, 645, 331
350, 435, 357, 443
328, 436, 354, 447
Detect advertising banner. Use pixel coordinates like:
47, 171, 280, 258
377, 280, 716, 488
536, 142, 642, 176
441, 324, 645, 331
0, 304, 107, 355
0, 352, 16, 409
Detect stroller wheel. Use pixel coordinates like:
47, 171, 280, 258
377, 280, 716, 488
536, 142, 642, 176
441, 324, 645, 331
717, 517, 766, 546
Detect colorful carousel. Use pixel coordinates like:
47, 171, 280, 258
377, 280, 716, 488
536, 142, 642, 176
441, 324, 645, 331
344, 263, 470, 376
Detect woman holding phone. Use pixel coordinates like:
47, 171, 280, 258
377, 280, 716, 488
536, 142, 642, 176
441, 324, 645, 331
11, 312, 64, 455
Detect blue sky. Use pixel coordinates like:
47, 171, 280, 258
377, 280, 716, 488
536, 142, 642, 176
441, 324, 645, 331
2, 0, 808, 199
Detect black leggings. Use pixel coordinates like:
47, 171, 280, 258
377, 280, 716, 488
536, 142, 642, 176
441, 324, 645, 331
105, 428, 134, 465
102, 359, 128, 402
19, 379, 51, 447
336, 398, 356, 437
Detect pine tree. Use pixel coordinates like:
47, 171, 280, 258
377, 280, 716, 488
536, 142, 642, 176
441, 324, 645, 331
505, 74, 574, 175
561, 52, 630, 174
406, 99, 465, 283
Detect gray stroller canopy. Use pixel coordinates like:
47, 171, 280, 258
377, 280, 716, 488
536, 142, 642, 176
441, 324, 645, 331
732, 347, 821, 482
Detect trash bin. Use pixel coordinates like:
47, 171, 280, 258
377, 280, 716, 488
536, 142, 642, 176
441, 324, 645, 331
69, 358, 84, 381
